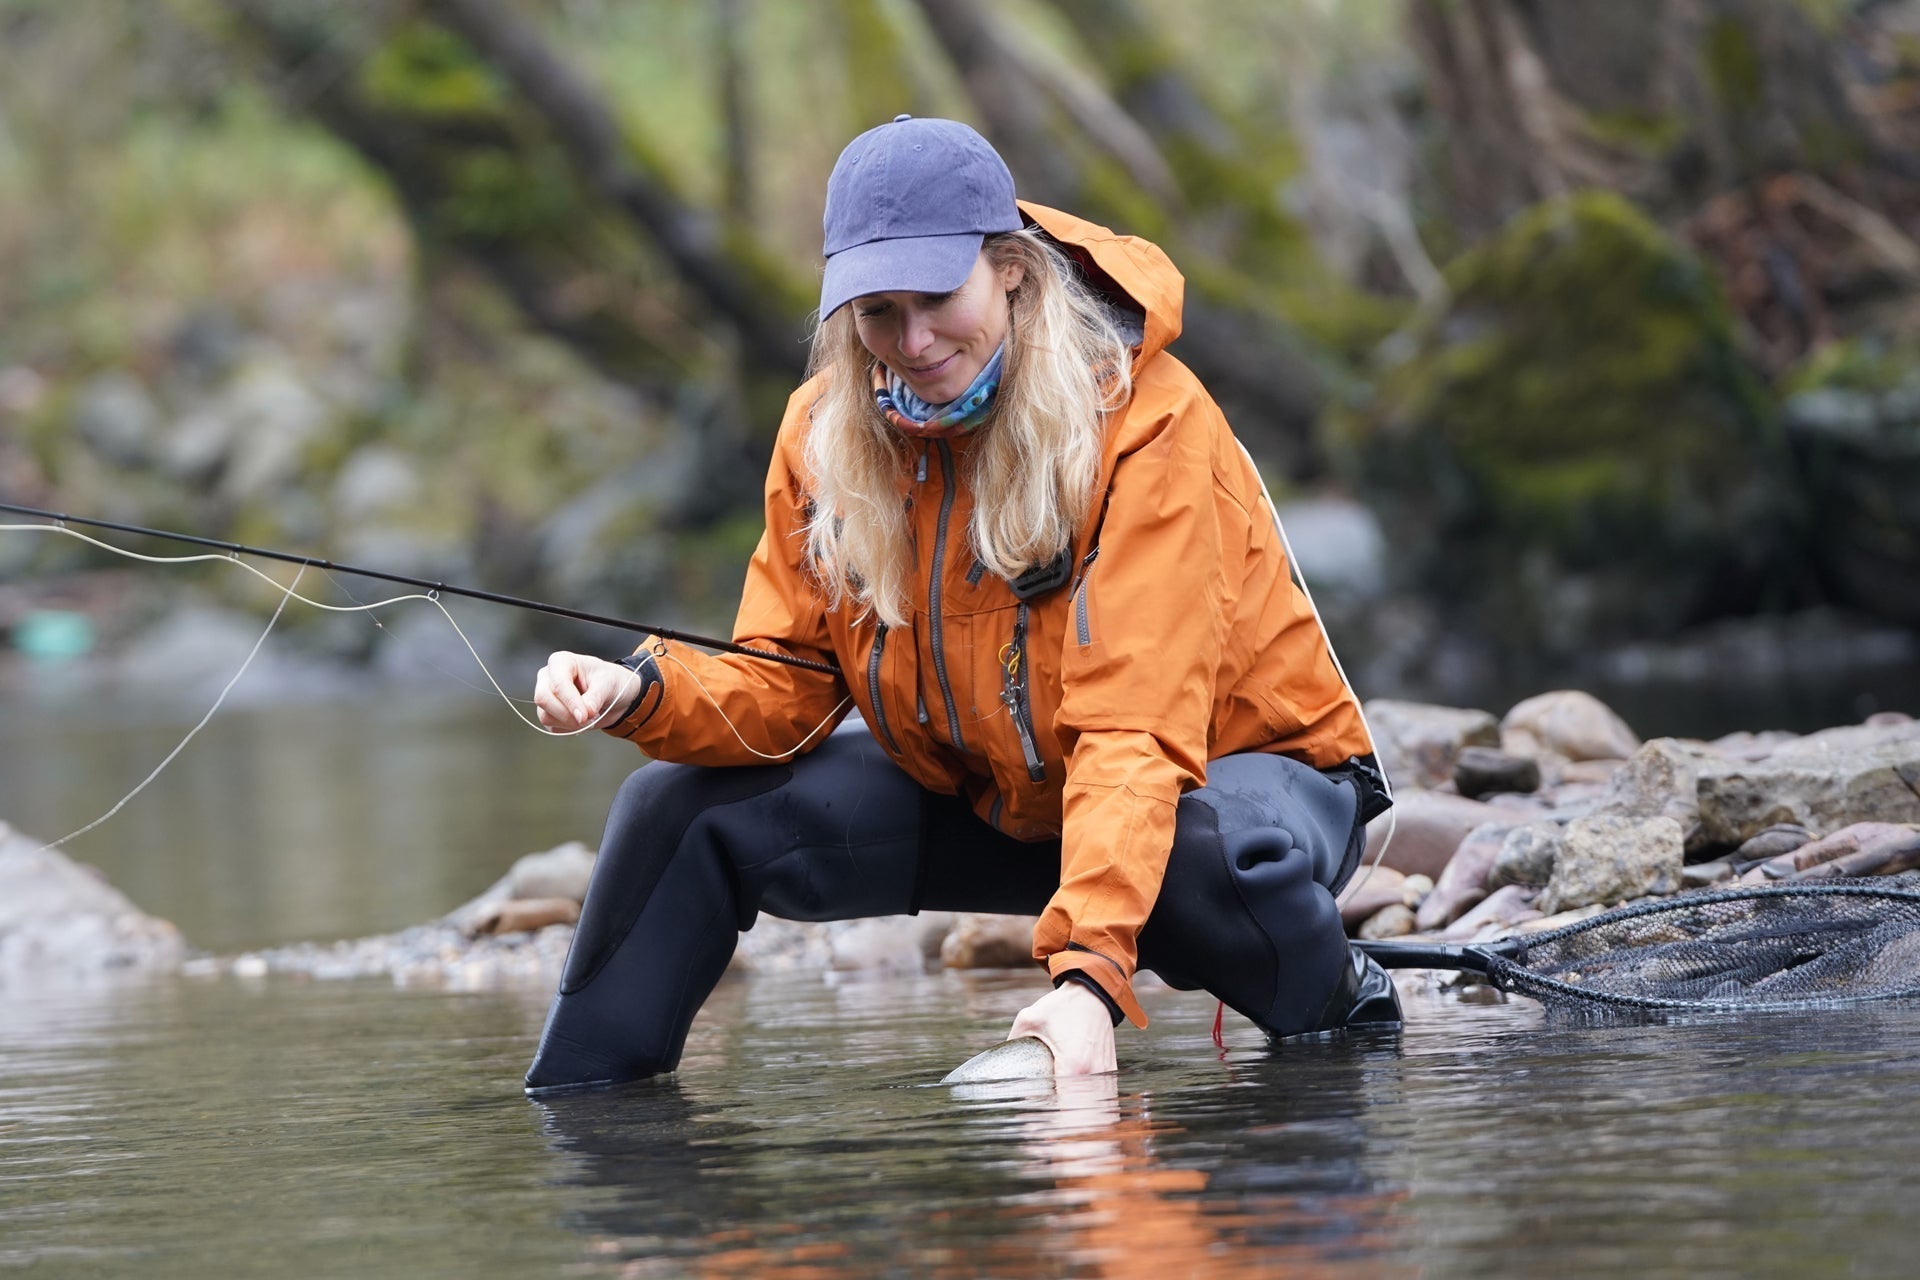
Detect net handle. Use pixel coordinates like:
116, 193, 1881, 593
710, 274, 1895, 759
1353, 938, 1521, 973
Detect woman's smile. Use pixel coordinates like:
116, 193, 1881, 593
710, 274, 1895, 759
853, 253, 1024, 404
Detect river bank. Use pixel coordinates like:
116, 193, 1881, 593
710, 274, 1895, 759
7, 689, 1916, 1001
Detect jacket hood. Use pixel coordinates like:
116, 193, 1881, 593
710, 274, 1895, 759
1017, 201, 1183, 370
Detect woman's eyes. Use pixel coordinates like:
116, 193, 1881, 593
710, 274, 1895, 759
856, 291, 955, 320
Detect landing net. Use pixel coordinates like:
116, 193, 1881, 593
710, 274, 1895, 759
1486, 881, 1920, 1012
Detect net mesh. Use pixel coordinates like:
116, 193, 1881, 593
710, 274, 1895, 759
1485, 881, 1920, 1012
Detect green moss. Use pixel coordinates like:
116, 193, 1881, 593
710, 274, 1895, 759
1353, 190, 1779, 564
1703, 18, 1764, 115
433, 148, 580, 241
1783, 338, 1920, 396
1583, 109, 1688, 155
359, 23, 508, 118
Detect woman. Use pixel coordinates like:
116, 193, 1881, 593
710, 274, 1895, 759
528, 116, 1395, 1092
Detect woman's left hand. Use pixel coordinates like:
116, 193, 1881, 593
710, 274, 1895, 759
1009, 982, 1117, 1076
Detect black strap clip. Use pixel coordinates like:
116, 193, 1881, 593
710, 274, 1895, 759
1007, 547, 1075, 601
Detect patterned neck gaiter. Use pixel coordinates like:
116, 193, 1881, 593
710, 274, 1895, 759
871, 343, 1005, 440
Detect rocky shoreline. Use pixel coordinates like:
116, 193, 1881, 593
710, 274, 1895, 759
5, 689, 1918, 999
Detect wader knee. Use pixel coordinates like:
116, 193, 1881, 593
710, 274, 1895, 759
1142, 755, 1402, 1038
525, 759, 791, 1094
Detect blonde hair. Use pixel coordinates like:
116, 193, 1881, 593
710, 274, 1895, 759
800, 230, 1134, 628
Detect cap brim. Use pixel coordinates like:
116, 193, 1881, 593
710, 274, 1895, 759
819, 231, 984, 320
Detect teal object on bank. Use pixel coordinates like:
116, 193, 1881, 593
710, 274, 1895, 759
12, 609, 95, 660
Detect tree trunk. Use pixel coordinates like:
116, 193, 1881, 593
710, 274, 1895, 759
213, 0, 815, 524
1408, 0, 1880, 238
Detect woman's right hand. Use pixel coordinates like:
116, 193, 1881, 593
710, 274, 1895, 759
534, 651, 638, 733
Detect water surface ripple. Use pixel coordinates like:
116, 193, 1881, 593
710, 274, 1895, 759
5, 970, 1920, 1278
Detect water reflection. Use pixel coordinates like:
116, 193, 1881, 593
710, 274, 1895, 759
6, 967, 1920, 1276
533, 992, 1413, 1278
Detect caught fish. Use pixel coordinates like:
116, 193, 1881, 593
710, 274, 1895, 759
940, 1036, 1054, 1084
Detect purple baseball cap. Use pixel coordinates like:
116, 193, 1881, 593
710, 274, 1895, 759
819, 115, 1022, 320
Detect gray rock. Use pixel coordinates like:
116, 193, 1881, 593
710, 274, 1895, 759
331, 446, 423, 522
1590, 737, 1718, 845
1489, 822, 1564, 888
1732, 824, 1815, 863
1272, 495, 1387, 599
1695, 720, 1920, 848
117, 605, 273, 693
74, 371, 160, 466
1417, 820, 1515, 930
1365, 790, 1504, 878
1453, 746, 1541, 798
0, 823, 188, 980
829, 915, 946, 973
1501, 690, 1640, 763
507, 841, 596, 902
1358, 903, 1416, 940
1338, 866, 1408, 929
1439, 884, 1542, 941
1538, 815, 1685, 914
216, 361, 332, 502
1365, 699, 1500, 789
941, 913, 1037, 969
1683, 858, 1736, 888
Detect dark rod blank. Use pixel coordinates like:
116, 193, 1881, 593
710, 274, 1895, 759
0, 501, 842, 675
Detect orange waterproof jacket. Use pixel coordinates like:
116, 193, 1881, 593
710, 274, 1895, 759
609, 203, 1372, 1025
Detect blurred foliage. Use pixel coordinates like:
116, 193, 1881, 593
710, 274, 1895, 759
1, 0, 1918, 674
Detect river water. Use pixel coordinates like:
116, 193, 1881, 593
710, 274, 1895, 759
5, 699, 1920, 1276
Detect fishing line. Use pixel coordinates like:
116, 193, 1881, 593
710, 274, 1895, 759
654, 645, 852, 762
32, 563, 302, 853
0, 521, 618, 738
5, 519, 852, 758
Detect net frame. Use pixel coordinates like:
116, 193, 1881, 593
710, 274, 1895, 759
1480, 881, 1920, 1013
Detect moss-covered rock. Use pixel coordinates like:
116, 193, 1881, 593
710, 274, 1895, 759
1334, 191, 1798, 652
1782, 341, 1920, 625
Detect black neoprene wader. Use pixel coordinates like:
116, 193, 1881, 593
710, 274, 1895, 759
525, 724, 1395, 1093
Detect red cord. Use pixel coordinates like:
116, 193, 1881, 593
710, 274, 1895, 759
1211, 999, 1225, 1051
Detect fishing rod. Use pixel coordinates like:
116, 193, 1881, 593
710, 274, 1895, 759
0, 501, 842, 676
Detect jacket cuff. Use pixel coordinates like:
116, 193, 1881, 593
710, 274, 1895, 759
605, 646, 665, 739
1047, 945, 1148, 1028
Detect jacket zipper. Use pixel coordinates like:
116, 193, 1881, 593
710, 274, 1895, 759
1071, 546, 1101, 645
866, 624, 899, 754
929, 440, 966, 752
1001, 602, 1046, 782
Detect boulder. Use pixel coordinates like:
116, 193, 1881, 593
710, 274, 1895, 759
443, 840, 597, 935
1417, 820, 1516, 930
1272, 495, 1388, 599
940, 913, 1038, 970
1588, 737, 1719, 848
829, 916, 946, 973
1339, 192, 1795, 654
0, 823, 188, 980
1538, 815, 1685, 914
466, 897, 580, 937
1694, 720, 1920, 848
1439, 885, 1542, 941
1358, 904, 1417, 940
1365, 700, 1501, 790
507, 841, 596, 902
1732, 824, 1815, 863
1452, 746, 1541, 798
1339, 865, 1408, 929
1489, 822, 1564, 889
74, 370, 160, 466
1365, 791, 1504, 878
1501, 690, 1641, 764
1754, 822, 1920, 880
